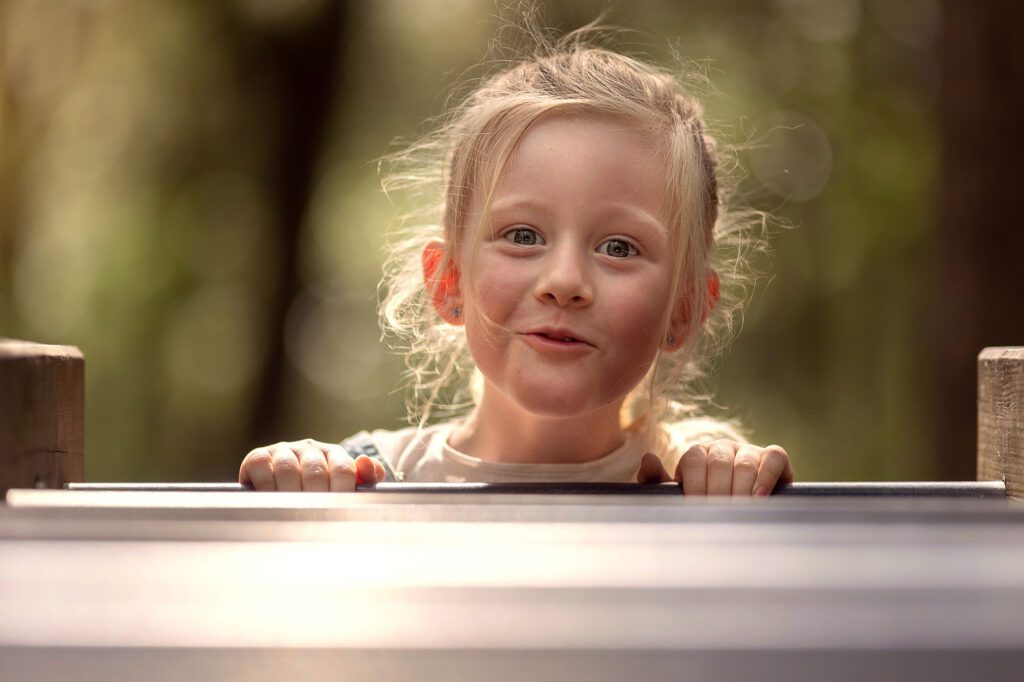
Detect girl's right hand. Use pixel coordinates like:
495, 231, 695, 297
239, 439, 387, 492
636, 440, 793, 496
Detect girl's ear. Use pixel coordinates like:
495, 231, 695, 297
422, 240, 463, 325
703, 269, 720, 324
663, 269, 720, 352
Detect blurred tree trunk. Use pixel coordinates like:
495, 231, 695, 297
933, 0, 1024, 479
230, 1, 354, 448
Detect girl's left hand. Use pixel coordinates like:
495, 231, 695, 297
636, 440, 793, 496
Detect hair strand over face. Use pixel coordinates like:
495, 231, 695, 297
379, 24, 768, 441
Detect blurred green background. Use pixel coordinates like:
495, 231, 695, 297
2, 0, 1020, 483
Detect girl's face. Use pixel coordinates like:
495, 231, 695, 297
460, 114, 683, 420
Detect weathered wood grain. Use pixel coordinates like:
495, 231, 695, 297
0, 339, 84, 494
978, 347, 1024, 499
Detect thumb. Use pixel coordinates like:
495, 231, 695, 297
354, 455, 385, 485
637, 452, 671, 484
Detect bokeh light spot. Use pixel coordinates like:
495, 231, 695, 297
750, 112, 833, 202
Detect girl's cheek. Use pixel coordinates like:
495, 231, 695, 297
472, 280, 510, 320
472, 259, 530, 316
607, 293, 666, 332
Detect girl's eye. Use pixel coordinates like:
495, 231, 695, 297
598, 238, 638, 258
504, 227, 544, 246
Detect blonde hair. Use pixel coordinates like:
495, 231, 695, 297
380, 25, 764, 443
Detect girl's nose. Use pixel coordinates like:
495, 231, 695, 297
534, 247, 593, 307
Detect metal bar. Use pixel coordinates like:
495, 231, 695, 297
3, 483, 1019, 682
7, 490, 1021, 529
5, 513, 1024, 682
3, 648, 1023, 682
63, 480, 1008, 498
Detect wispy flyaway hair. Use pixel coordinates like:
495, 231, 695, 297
379, 19, 766, 438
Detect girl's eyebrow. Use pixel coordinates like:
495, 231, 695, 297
599, 203, 669, 236
488, 196, 548, 215
490, 197, 668, 235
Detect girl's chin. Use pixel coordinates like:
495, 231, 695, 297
506, 382, 616, 419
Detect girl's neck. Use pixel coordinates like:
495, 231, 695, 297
448, 385, 627, 465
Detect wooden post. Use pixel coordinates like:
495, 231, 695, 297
0, 339, 84, 495
978, 347, 1024, 500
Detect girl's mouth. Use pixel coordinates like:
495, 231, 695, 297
540, 333, 578, 343
521, 329, 595, 352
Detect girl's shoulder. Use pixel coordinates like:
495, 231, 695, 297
655, 417, 748, 469
347, 422, 455, 473
661, 417, 747, 445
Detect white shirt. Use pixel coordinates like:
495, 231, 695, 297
356, 419, 743, 483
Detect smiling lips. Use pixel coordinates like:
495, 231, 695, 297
521, 327, 596, 352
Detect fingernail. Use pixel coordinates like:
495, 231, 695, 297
755, 486, 768, 497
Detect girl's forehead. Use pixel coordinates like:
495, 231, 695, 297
488, 114, 671, 215
510, 112, 660, 160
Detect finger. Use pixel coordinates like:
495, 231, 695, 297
296, 444, 329, 492
637, 453, 671, 484
676, 444, 708, 495
752, 445, 794, 496
325, 447, 357, 492
731, 444, 763, 496
239, 448, 275, 491
354, 455, 386, 485
705, 441, 736, 496
270, 445, 302, 491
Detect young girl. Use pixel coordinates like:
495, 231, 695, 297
239, 33, 793, 496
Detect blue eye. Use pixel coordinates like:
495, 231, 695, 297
597, 238, 638, 258
504, 227, 544, 246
